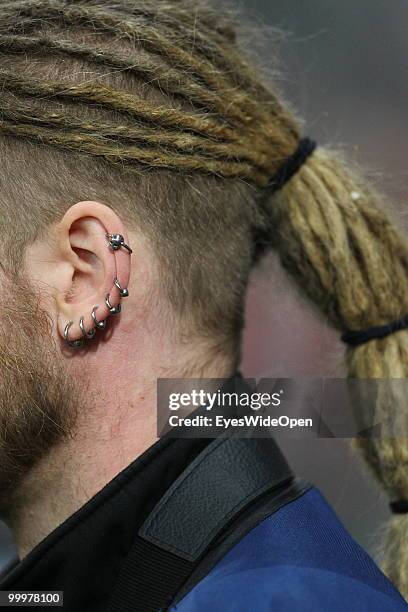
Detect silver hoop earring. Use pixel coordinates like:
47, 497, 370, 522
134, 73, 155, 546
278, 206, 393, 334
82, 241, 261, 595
91, 306, 107, 330
79, 316, 96, 339
64, 321, 84, 349
114, 278, 129, 298
106, 233, 133, 254
105, 294, 121, 315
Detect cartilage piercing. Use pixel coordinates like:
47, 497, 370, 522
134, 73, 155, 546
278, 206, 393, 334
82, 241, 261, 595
79, 316, 96, 339
114, 278, 129, 298
106, 233, 133, 254
64, 321, 85, 349
91, 306, 107, 330
105, 293, 121, 315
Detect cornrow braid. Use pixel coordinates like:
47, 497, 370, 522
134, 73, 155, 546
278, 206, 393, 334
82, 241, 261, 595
0, 0, 406, 600
0, 32, 282, 134
3, 2, 251, 97
0, 34, 234, 114
0, 67, 295, 181
0, 120, 268, 182
0, 70, 238, 141
0, 0, 299, 143
0, 103, 273, 171
0, 32, 296, 162
87, 0, 288, 105
3, 0, 275, 113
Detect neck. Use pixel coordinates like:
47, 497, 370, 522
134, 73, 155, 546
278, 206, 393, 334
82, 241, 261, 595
6, 383, 158, 558
5, 347, 234, 559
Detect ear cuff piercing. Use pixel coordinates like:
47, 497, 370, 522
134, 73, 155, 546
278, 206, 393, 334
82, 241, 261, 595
64, 233, 131, 348
106, 233, 133, 254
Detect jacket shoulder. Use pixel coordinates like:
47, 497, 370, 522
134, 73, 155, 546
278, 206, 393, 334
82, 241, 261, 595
172, 488, 407, 611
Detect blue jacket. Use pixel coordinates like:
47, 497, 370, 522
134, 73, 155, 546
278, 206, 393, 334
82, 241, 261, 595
173, 487, 407, 612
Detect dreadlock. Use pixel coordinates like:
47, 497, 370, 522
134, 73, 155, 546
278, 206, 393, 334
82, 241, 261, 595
0, 0, 406, 597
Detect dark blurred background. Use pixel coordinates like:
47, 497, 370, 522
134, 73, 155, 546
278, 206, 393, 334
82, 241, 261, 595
0, 0, 407, 572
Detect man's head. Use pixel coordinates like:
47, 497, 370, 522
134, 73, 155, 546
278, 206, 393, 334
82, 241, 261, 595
0, 0, 289, 355
0, 0, 407, 590
0, 0, 278, 500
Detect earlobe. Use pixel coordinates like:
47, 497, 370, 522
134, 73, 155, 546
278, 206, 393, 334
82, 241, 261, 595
54, 201, 132, 348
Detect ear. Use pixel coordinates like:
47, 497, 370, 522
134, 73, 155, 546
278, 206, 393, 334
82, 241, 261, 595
53, 201, 132, 345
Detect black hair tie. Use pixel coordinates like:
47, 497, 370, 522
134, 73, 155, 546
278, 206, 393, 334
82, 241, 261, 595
390, 500, 408, 515
341, 314, 408, 347
266, 137, 317, 194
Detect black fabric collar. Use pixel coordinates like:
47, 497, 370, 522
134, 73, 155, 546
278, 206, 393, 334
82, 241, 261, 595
0, 430, 212, 610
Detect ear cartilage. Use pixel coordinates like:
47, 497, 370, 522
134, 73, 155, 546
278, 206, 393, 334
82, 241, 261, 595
114, 278, 129, 298
105, 293, 121, 315
105, 233, 133, 254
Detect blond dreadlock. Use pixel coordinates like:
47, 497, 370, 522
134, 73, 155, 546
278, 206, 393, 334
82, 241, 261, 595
0, 0, 406, 597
